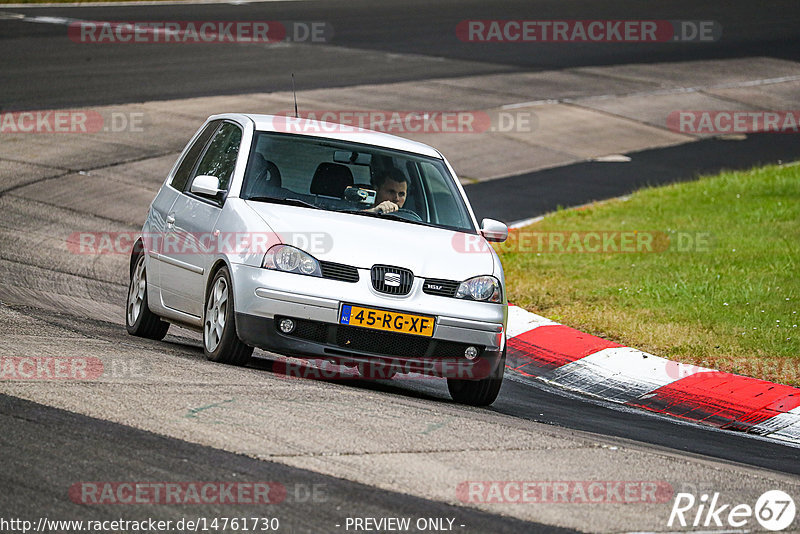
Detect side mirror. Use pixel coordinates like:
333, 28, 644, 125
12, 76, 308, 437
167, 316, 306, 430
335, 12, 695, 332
480, 218, 508, 242
190, 175, 222, 197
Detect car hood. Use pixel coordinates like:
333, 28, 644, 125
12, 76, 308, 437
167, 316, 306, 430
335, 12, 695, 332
244, 201, 495, 280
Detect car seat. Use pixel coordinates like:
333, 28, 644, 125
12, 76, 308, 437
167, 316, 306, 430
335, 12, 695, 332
310, 162, 354, 198
243, 153, 282, 198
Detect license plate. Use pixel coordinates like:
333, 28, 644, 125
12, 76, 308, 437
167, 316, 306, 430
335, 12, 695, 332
339, 304, 434, 337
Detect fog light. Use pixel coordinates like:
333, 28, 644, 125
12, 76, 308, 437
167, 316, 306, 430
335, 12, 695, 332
464, 346, 479, 360
279, 318, 295, 334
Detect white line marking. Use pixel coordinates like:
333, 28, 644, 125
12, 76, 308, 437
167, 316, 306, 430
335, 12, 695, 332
0, 0, 305, 7
592, 154, 632, 162
508, 215, 543, 229
26, 16, 72, 24
499, 74, 800, 110
508, 195, 632, 228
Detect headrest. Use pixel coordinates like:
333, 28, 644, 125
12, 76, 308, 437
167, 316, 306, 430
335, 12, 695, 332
310, 162, 354, 197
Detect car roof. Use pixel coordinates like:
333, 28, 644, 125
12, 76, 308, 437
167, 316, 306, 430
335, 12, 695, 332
211, 113, 443, 159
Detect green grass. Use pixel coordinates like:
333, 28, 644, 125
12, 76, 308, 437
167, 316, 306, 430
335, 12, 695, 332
501, 162, 800, 385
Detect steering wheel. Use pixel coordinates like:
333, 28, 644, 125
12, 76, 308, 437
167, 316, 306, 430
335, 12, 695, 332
391, 208, 423, 222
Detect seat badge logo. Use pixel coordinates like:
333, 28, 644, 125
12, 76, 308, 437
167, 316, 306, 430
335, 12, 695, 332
384, 272, 402, 287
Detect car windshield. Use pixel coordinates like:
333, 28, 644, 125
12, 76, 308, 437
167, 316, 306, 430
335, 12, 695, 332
240, 132, 476, 233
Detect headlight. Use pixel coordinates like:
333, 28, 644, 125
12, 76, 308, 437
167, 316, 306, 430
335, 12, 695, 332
262, 245, 321, 277
456, 276, 502, 303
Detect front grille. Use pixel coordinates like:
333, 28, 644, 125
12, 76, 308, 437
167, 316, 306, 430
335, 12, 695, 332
336, 324, 485, 359
371, 265, 413, 295
336, 324, 430, 358
276, 317, 327, 343
320, 261, 359, 283
422, 278, 460, 297
434, 340, 484, 359
279, 317, 486, 360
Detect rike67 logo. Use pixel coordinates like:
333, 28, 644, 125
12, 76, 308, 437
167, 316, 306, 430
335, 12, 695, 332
668, 490, 796, 531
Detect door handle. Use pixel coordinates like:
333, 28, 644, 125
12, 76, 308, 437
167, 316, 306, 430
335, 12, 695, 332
166, 214, 175, 227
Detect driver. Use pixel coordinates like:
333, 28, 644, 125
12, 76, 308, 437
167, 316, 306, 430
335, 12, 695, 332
366, 168, 408, 214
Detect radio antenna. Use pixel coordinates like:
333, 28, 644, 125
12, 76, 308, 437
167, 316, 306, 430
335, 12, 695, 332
291, 73, 298, 118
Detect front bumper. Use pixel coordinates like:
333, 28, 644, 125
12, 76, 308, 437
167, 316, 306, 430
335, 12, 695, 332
230, 263, 506, 379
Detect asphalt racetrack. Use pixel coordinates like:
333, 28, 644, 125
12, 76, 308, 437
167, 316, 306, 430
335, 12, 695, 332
1, 0, 799, 109
1, 1, 800, 532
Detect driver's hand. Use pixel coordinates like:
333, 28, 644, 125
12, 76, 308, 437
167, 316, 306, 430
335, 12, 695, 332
373, 201, 398, 214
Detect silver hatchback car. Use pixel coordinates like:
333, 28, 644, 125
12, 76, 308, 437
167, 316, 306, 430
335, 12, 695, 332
126, 113, 509, 405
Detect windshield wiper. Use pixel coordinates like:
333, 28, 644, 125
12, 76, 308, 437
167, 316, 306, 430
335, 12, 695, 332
338, 209, 438, 229
247, 196, 319, 210
383, 212, 439, 228
337, 208, 382, 217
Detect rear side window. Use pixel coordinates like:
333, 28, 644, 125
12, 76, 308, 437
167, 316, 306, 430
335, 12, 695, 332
170, 120, 221, 192
194, 122, 243, 192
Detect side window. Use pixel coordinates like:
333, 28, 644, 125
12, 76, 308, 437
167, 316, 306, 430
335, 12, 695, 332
171, 121, 221, 192
419, 162, 468, 228
194, 122, 243, 193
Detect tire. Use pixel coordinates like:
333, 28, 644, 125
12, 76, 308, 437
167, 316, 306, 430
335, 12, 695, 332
126, 249, 170, 340
203, 267, 253, 365
447, 347, 506, 406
